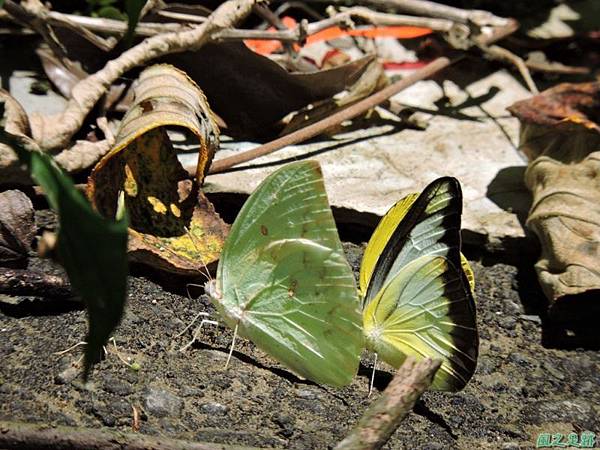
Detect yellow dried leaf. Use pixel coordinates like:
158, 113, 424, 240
88, 65, 227, 275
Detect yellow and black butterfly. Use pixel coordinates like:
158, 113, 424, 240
360, 177, 478, 391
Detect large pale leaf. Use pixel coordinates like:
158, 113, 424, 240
88, 64, 227, 275
509, 82, 600, 319
0, 101, 128, 379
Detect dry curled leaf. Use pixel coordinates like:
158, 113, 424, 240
0, 90, 32, 185
509, 82, 600, 317
0, 190, 35, 266
88, 64, 228, 275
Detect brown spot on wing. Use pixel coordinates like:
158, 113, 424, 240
260, 225, 269, 236
288, 279, 298, 297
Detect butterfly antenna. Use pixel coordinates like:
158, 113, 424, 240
184, 225, 213, 282
225, 323, 238, 369
368, 353, 378, 397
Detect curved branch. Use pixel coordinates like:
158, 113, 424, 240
27, 0, 262, 151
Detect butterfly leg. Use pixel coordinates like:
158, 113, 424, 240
368, 352, 378, 397
225, 323, 239, 369
179, 313, 219, 352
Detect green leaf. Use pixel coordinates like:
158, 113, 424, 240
124, 0, 147, 48
0, 103, 129, 380
97, 5, 126, 20
0, 1, 5, 9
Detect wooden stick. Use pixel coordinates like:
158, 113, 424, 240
202, 18, 518, 175
334, 357, 441, 450
0, 421, 263, 450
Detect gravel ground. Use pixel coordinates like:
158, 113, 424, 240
2, 238, 599, 450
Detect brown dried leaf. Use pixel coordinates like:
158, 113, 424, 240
0, 190, 35, 266
509, 82, 600, 315
162, 44, 375, 137
88, 64, 227, 275
36, 46, 85, 99
509, 81, 600, 160
279, 58, 387, 136
0, 90, 32, 185
36, 18, 374, 138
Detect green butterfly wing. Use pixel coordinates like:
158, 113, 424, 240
362, 177, 465, 305
363, 255, 478, 391
209, 161, 363, 387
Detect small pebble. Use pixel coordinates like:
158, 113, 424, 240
200, 402, 229, 415
54, 366, 79, 385
143, 387, 184, 418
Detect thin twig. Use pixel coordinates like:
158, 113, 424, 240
9, 0, 262, 151
40, 6, 453, 43
200, 18, 518, 175
0, 421, 264, 450
206, 57, 450, 174
481, 44, 539, 94
334, 356, 441, 450
46, 11, 187, 36
307, 0, 508, 27
155, 10, 208, 24
338, 6, 455, 31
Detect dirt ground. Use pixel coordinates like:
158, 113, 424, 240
2, 210, 599, 450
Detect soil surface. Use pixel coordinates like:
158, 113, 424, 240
2, 227, 599, 450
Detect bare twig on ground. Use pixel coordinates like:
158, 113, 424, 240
334, 357, 441, 450
0, 268, 72, 298
3, 0, 69, 61
45, 11, 187, 37
33, 5, 460, 46
205, 57, 450, 174
0, 421, 264, 450
155, 10, 207, 24
200, 18, 518, 174
337, 6, 455, 31
310, 0, 508, 27
481, 44, 539, 94
3, 0, 262, 152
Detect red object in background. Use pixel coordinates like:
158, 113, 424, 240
245, 16, 432, 56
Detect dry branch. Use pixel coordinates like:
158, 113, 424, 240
202, 17, 518, 174
36, 7, 456, 42
316, 0, 508, 27
0, 421, 263, 450
334, 357, 441, 450
481, 44, 538, 94
6, 0, 263, 152
207, 56, 450, 174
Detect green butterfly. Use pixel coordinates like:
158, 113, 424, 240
205, 161, 478, 390
205, 160, 364, 387
360, 177, 478, 391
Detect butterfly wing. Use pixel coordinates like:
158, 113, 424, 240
211, 161, 363, 387
363, 255, 478, 391
360, 177, 470, 305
